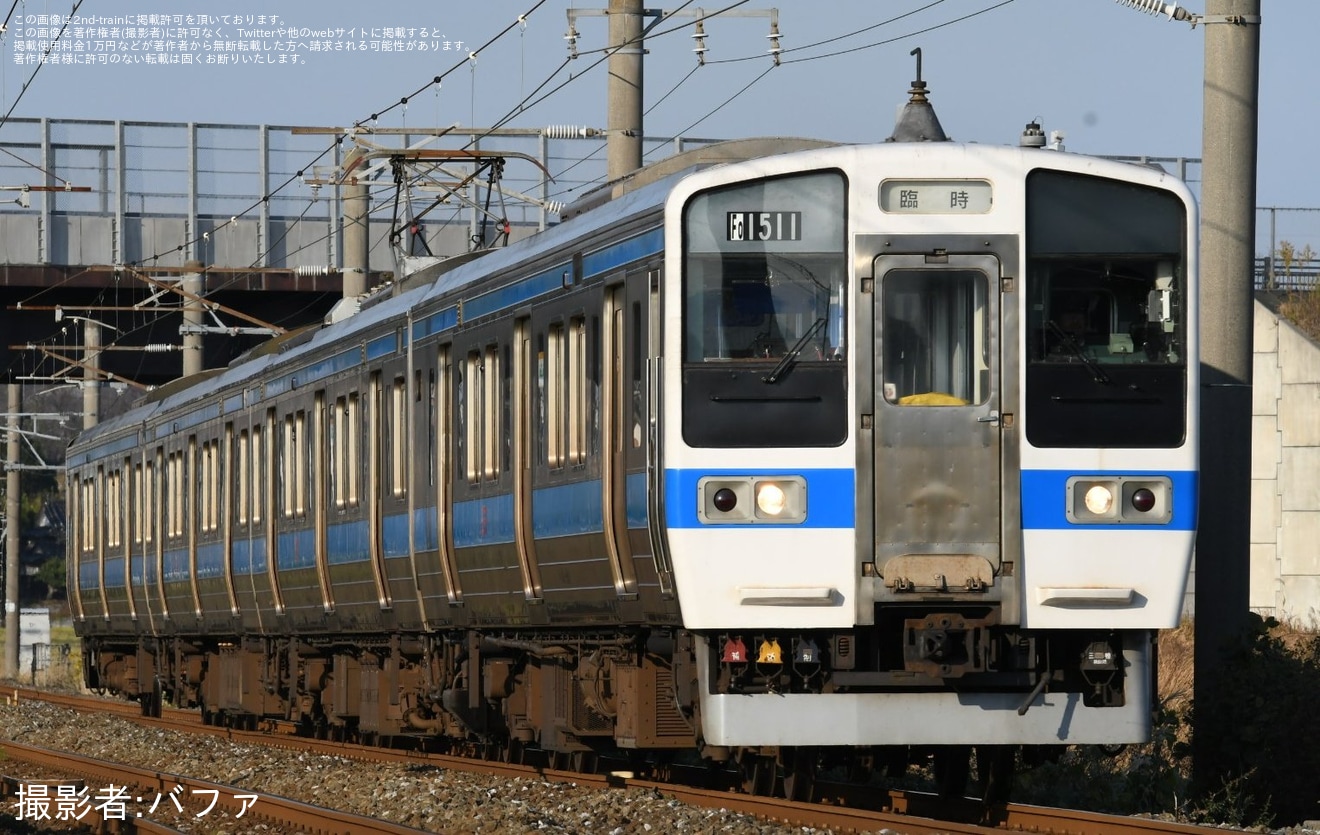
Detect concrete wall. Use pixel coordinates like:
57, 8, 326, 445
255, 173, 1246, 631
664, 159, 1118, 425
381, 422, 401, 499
1251, 295, 1320, 625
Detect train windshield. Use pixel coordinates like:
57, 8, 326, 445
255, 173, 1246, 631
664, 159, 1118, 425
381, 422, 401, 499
681, 170, 848, 447
1025, 169, 1189, 448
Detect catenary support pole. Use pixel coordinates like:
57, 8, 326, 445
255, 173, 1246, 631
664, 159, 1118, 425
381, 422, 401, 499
83, 319, 100, 431
343, 182, 369, 298
606, 0, 643, 180
4, 384, 20, 679
1194, 0, 1260, 784
182, 260, 204, 377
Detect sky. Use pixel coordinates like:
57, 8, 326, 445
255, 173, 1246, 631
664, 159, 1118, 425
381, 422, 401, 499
0, 0, 1314, 253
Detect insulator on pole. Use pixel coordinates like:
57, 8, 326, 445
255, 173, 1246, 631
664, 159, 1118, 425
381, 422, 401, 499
1113, 0, 1196, 22
543, 125, 603, 139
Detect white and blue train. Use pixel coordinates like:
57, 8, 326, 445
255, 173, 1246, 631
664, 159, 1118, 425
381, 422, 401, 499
69, 89, 1197, 798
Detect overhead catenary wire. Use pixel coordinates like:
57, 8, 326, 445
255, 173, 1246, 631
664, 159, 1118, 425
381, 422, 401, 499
0, 0, 84, 185
10, 3, 557, 378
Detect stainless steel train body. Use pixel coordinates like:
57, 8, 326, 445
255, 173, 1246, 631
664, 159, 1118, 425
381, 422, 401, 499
68, 136, 1198, 771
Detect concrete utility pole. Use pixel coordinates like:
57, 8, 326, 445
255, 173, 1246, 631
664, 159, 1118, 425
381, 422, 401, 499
568, 3, 778, 181
606, 0, 644, 180
1194, 0, 1260, 775
83, 319, 100, 430
182, 260, 205, 378
4, 384, 19, 680
343, 182, 369, 299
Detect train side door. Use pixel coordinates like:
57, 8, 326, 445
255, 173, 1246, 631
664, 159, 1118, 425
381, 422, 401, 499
602, 283, 639, 600
872, 251, 1002, 590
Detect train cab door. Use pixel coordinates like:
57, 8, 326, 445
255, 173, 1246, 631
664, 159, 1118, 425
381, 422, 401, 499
871, 248, 1004, 592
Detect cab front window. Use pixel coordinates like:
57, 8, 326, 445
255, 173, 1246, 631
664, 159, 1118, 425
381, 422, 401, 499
681, 171, 848, 448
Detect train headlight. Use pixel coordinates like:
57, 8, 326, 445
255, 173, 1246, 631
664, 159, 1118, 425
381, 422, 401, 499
1067, 476, 1173, 524
1084, 485, 1115, 515
756, 482, 787, 516
698, 476, 807, 524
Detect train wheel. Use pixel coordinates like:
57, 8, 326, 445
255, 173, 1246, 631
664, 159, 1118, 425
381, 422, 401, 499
737, 751, 777, 796
141, 678, 163, 718
571, 751, 598, 774
779, 747, 818, 802
502, 739, 524, 765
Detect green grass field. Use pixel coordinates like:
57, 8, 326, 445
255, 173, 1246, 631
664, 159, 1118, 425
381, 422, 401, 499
0, 622, 83, 688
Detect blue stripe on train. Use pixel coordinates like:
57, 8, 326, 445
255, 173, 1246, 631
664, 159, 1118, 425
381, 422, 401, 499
230, 538, 269, 575
664, 468, 857, 529
104, 556, 125, 588
329, 520, 371, 564
276, 530, 315, 570
453, 494, 515, 547
1020, 469, 1198, 531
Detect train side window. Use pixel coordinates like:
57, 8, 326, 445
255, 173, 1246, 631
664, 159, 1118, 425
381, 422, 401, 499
95, 468, 105, 551
87, 475, 97, 552
295, 411, 308, 516
182, 438, 194, 540
202, 440, 216, 533
568, 317, 586, 466
281, 415, 294, 518
589, 316, 602, 458
237, 429, 249, 523
391, 376, 407, 497
347, 393, 360, 507
166, 452, 178, 538
436, 351, 450, 491
330, 397, 342, 508
484, 344, 500, 481
427, 369, 436, 487
198, 442, 208, 533
133, 464, 143, 546
631, 300, 644, 449
547, 323, 564, 467
463, 351, 480, 482
106, 469, 120, 550
251, 426, 263, 525
144, 458, 155, 544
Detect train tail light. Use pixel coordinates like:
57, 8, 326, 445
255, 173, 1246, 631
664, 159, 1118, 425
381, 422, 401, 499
722, 636, 747, 663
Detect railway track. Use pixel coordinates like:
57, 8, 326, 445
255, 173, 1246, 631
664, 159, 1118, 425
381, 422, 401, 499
2, 686, 1240, 835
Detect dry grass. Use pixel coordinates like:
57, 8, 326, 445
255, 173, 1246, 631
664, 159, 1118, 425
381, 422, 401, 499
1279, 288, 1320, 343
1156, 619, 1195, 713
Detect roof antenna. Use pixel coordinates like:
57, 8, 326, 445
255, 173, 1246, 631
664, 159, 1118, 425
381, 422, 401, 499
887, 47, 950, 143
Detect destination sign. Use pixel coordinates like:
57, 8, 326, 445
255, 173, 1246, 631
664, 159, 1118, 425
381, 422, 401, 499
879, 180, 993, 214
727, 211, 802, 242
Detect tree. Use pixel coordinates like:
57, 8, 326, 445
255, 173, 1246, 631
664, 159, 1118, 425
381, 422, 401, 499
35, 556, 66, 599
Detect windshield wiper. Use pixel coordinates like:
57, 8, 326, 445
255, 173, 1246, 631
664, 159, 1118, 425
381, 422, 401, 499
763, 317, 827, 384
1046, 319, 1110, 385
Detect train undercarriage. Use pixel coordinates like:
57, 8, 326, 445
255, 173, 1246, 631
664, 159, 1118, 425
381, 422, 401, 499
82, 614, 1135, 802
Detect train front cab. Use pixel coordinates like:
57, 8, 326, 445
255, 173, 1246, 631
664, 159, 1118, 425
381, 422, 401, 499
662, 146, 1197, 752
